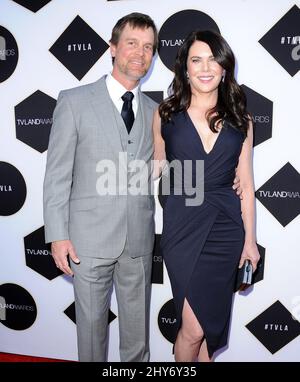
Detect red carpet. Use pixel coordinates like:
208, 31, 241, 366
0, 352, 70, 362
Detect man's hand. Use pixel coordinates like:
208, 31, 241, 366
232, 174, 243, 200
51, 240, 80, 276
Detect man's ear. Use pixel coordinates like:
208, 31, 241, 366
110, 43, 116, 58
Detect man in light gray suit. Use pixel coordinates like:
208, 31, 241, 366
43, 13, 158, 362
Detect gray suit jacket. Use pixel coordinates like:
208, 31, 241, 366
43, 77, 157, 258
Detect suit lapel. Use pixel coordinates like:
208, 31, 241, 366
90, 77, 124, 157
90, 78, 153, 165
134, 90, 152, 160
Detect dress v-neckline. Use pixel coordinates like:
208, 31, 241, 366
186, 111, 223, 156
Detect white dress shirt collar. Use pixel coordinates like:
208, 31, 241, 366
106, 73, 139, 116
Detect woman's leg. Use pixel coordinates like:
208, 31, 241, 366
197, 339, 212, 362
174, 299, 205, 362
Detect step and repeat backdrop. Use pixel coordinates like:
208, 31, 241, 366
0, 0, 299, 361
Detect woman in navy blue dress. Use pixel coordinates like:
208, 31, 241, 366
153, 30, 260, 362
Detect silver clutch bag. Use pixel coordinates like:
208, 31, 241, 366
235, 259, 253, 291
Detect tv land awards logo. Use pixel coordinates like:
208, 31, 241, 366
64, 302, 117, 325
246, 300, 300, 354
259, 5, 300, 76
0, 283, 37, 330
0, 26, 18, 83
24, 226, 63, 280
151, 234, 164, 284
49, 16, 109, 80
241, 85, 273, 147
12, 0, 52, 12
255, 163, 300, 227
158, 10, 220, 71
158, 299, 177, 344
0, 162, 26, 216
15, 90, 57, 153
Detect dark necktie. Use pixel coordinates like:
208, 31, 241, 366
121, 91, 134, 134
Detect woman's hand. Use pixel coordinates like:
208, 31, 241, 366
238, 242, 260, 272
232, 174, 243, 199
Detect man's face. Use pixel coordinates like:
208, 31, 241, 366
111, 23, 155, 85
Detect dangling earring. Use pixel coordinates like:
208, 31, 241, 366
186, 71, 190, 82
222, 70, 226, 83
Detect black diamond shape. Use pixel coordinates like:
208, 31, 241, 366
246, 301, 300, 354
241, 85, 273, 147
49, 16, 109, 80
64, 303, 76, 323
12, 0, 52, 12
24, 226, 63, 280
259, 5, 300, 76
151, 234, 164, 284
252, 244, 265, 285
15, 90, 56, 153
142, 91, 164, 104
64, 302, 117, 325
234, 243, 265, 292
255, 163, 300, 227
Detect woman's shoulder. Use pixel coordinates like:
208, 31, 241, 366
161, 110, 186, 127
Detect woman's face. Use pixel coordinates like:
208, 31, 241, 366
186, 40, 224, 96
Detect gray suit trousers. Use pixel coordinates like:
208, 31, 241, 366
71, 245, 152, 362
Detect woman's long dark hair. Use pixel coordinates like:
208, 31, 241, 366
159, 30, 250, 135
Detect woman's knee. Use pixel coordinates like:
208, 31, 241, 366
180, 323, 204, 345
